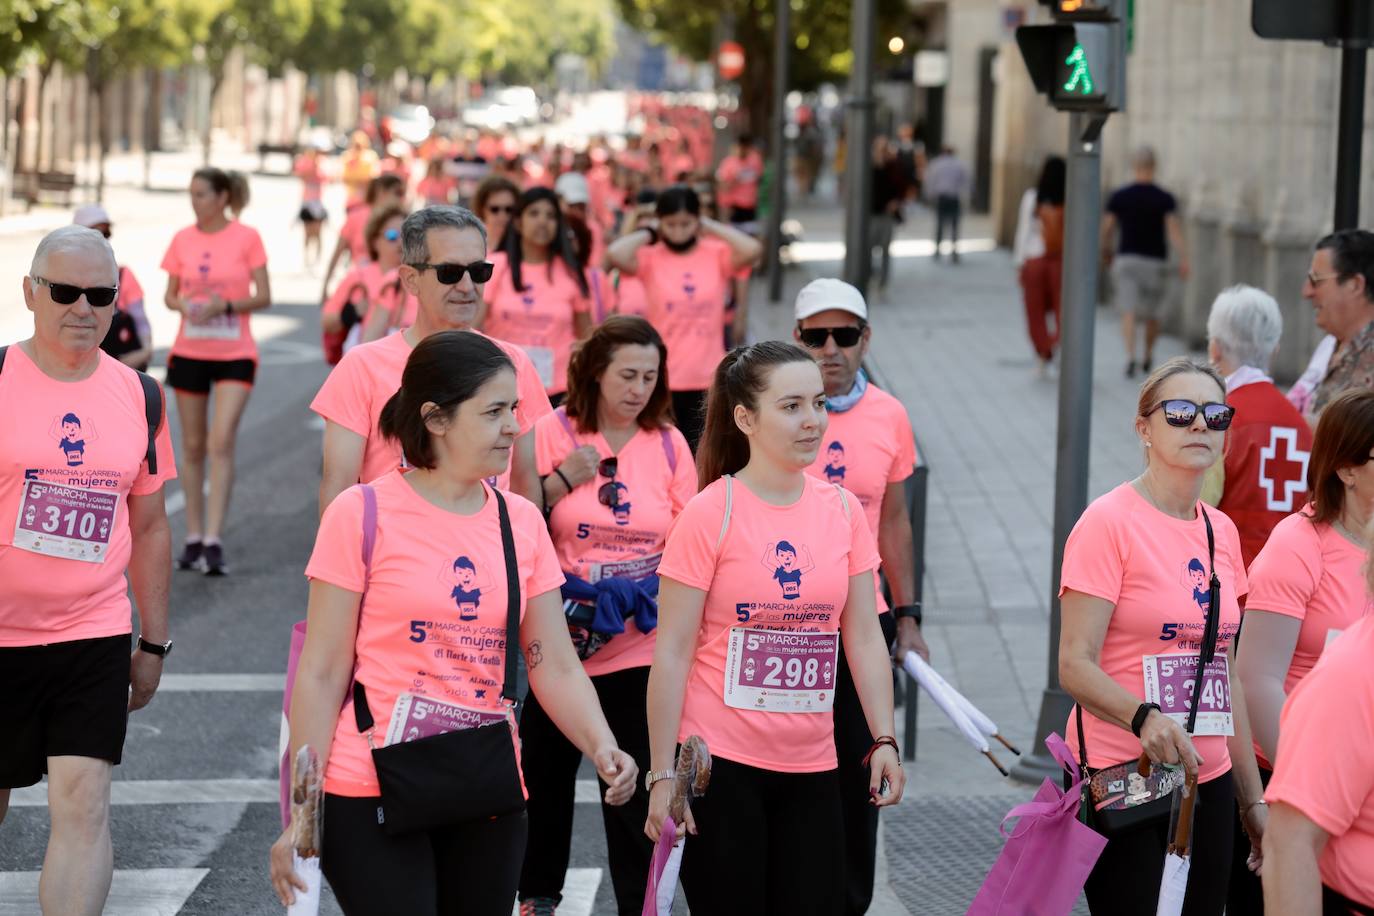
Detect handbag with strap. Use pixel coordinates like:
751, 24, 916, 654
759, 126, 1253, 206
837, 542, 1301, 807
351, 485, 526, 835
1075, 505, 1223, 836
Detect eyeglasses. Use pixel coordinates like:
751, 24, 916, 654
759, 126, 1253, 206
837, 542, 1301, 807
1306, 270, 1343, 287
1145, 399, 1236, 431
408, 261, 494, 285
383, 228, 400, 242
596, 457, 621, 508
797, 326, 864, 349
32, 276, 118, 307
487, 205, 514, 215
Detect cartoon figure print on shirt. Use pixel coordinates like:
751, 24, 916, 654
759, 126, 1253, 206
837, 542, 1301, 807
51, 413, 97, 467
607, 481, 631, 525
441, 556, 490, 622
823, 441, 846, 484
1185, 558, 1210, 612
762, 540, 815, 600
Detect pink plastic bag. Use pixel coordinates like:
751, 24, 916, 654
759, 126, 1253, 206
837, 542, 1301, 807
279, 484, 376, 827
966, 733, 1106, 916
641, 816, 681, 916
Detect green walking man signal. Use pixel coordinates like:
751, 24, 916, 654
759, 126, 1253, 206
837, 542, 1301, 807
1062, 43, 1094, 94
1015, 12, 1124, 112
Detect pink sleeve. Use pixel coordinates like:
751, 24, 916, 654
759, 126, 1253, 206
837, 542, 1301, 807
1245, 520, 1317, 619
323, 268, 359, 316
159, 234, 182, 276
632, 243, 658, 278
533, 420, 557, 477
310, 354, 374, 437
668, 428, 698, 514
304, 485, 367, 592
1059, 502, 1125, 603
715, 158, 735, 182
516, 497, 568, 598
658, 487, 724, 591
510, 347, 554, 434
719, 243, 737, 280
121, 268, 144, 307
131, 385, 178, 496
888, 409, 916, 484
843, 486, 881, 576
243, 226, 269, 270
1222, 515, 1249, 600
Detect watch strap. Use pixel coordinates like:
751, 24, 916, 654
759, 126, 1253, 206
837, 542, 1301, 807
1131, 702, 1161, 737
137, 635, 172, 657
893, 603, 923, 625
645, 768, 675, 791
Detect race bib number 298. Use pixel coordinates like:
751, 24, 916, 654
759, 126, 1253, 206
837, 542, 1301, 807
723, 628, 839, 714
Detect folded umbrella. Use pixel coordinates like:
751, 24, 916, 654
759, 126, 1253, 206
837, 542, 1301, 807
642, 736, 711, 916
1156, 772, 1199, 916
903, 651, 1022, 756
901, 651, 1014, 776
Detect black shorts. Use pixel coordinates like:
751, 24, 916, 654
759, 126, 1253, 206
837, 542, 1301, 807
1, 634, 131, 789
728, 205, 758, 225
165, 355, 257, 394
299, 201, 328, 223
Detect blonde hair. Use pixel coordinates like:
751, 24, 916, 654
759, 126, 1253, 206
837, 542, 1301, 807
1136, 357, 1227, 464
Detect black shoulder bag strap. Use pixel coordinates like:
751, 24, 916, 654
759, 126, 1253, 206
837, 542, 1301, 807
1076, 503, 1222, 766
0, 345, 161, 474
354, 483, 522, 734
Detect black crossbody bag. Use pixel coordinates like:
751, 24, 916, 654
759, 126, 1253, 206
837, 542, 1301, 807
1076, 505, 1222, 836
352, 486, 526, 835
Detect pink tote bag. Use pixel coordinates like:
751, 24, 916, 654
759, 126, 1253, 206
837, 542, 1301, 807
966, 733, 1106, 916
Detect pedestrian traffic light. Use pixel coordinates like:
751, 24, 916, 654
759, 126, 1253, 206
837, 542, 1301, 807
1016, 2, 1126, 112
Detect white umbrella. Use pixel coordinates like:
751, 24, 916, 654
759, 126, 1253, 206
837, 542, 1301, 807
286, 746, 323, 916
900, 651, 1011, 775
1156, 773, 1199, 916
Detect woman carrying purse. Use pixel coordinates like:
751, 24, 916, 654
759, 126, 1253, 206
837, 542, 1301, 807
270, 331, 638, 915
1059, 358, 1267, 914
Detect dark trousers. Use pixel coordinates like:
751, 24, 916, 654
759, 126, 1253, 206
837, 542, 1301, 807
1021, 255, 1063, 361
1085, 772, 1235, 916
321, 793, 527, 916
832, 611, 898, 915
671, 389, 707, 454
518, 666, 653, 915
1227, 766, 1272, 914
680, 757, 844, 915
935, 195, 961, 258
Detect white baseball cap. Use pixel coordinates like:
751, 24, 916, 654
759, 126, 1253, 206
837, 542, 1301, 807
554, 171, 590, 205
72, 204, 112, 228
794, 277, 868, 322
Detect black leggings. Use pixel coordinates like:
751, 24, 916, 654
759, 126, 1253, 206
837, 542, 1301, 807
1084, 771, 1235, 916
670, 390, 707, 454
1226, 765, 1272, 914
679, 757, 844, 915
518, 666, 653, 914
320, 793, 527, 916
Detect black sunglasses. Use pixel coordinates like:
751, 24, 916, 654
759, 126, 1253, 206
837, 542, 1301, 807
1146, 399, 1236, 431
33, 276, 118, 307
597, 457, 620, 508
409, 261, 494, 285
798, 326, 864, 349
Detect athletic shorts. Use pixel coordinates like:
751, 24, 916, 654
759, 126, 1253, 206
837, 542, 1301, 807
1111, 254, 1172, 320
300, 201, 328, 223
1, 634, 131, 789
166, 355, 257, 394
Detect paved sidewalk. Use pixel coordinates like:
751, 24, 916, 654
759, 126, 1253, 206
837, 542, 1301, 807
750, 201, 1201, 914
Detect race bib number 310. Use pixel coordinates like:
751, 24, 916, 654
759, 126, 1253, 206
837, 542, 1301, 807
1142, 653, 1234, 737
13, 480, 117, 563
723, 628, 839, 714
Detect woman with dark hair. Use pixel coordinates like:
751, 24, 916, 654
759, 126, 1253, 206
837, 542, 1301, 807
271, 330, 637, 915
605, 184, 762, 451
473, 175, 520, 245
1230, 388, 1374, 912
645, 342, 903, 914
320, 203, 410, 359
1018, 155, 1066, 376
320, 173, 407, 306
479, 187, 592, 402
161, 167, 271, 576
518, 316, 697, 916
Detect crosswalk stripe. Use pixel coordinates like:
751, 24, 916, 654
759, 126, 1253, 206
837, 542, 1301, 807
9, 778, 605, 807
158, 673, 284, 691
512, 868, 601, 916
0, 868, 208, 915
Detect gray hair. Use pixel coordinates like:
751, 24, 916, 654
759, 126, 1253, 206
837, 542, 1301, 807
400, 205, 487, 265
1132, 146, 1156, 171
1206, 284, 1283, 371
30, 225, 117, 281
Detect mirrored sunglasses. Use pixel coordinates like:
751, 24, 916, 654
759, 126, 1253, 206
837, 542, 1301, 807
1147, 399, 1235, 431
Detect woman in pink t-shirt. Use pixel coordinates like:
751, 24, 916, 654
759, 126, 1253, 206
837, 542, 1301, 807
645, 341, 902, 914
321, 203, 408, 357
474, 175, 519, 247
479, 187, 592, 401
318, 174, 407, 316
161, 168, 271, 576
293, 146, 329, 268
271, 331, 637, 916
519, 317, 696, 914
1231, 389, 1374, 910
1060, 358, 1265, 915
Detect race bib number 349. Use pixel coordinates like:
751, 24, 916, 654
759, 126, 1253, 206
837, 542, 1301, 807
723, 628, 839, 714
13, 480, 117, 563
1142, 653, 1234, 737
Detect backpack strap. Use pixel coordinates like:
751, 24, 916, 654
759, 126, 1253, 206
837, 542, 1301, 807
716, 475, 733, 551
832, 483, 851, 519
589, 267, 606, 323
661, 427, 676, 474
136, 371, 163, 475
360, 483, 377, 576
554, 406, 579, 449
0, 344, 6, 373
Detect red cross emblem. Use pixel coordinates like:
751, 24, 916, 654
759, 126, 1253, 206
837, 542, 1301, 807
1259, 427, 1310, 512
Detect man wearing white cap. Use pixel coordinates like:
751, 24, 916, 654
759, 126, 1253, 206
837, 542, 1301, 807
555, 170, 605, 268
793, 277, 928, 915
73, 205, 152, 371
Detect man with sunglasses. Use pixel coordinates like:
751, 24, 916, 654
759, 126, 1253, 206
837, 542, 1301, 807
792, 277, 929, 916
0, 226, 176, 915
312, 206, 552, 516
1301, 229, 1374, 425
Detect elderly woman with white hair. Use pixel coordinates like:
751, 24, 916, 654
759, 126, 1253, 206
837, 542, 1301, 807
1204, 284, 1314, 566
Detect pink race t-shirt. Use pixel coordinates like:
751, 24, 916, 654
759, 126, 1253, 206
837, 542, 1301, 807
310, 331, 553, 490
294, 156, 325, 202
482, 253, 591, 395
116, 266, 144, 312
307, 472, 565, 797
635, 238, 734, 392
0, 347, 176, 646
323, 262, 385, 320
715, 151, 764, 210
161, 221, 268, 362
339, 204, 371, 264
616, 274, 648, 318
1060, 483, 1248, 784
658, 475, 880, 772
535, 410, 697, 676
805, 385, 914, 613
1266, 614, 1374, 908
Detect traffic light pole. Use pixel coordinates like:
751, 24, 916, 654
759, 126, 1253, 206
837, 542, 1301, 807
1011, 110, 1106, 783
765, 0, 790, 302
842, 0, 876, 294
1334, 43, 1367, 230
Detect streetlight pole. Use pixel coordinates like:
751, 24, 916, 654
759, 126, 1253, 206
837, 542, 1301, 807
765, 0, 790, 302
842, 0, 876, 295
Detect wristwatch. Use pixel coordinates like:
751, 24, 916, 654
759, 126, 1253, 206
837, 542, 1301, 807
892, 604, 923, 625
645, 768, 675, 791
136, 635, 173, 658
